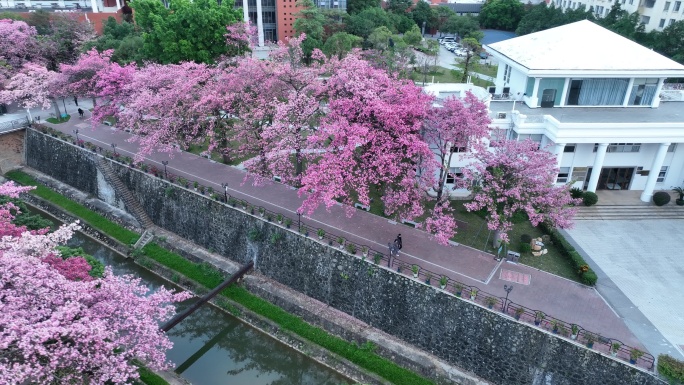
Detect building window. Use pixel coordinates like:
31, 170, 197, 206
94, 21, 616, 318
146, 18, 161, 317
664, 1, 671, 10
628, 78, 659, 105
594, 143, 641, 152
659, 19, 666, 27
557, 167, 571, 183
641, 15, 651, 24
657, 166, 668, 183
670, 18, 676, 25
629, 0, 633, 5
503, 64, 511, 84
564, 144, 576, 153
675, 1, 681, 11
446, 167, 463, 184
668, 143, 677, 152
450, 145, 467, 153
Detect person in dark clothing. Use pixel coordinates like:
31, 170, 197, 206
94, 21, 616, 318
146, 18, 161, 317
73, 96, 78, 106
395, 234, 402, 250
78, 108, 84, 118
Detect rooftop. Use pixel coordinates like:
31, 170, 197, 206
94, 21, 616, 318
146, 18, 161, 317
485, 20, 684, 76
490, 100, 684, 124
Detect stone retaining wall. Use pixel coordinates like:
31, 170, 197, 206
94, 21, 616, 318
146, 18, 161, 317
25, 129, 664, 385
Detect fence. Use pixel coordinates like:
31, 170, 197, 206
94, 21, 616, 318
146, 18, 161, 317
36, 125, 656, 372
0, 118, 30, 135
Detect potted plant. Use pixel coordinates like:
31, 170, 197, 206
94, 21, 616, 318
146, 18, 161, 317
551, 320, 559, 334
674, 186, 684, 206
207, 186, 214, 195
514, 307, 524, 320
258, 207, 265, 217
470, 288, 478, 301
337, 237, 344, 249
199, 186, 205, 194
397, 265, 402, 273
439, 275, 448, 289
317, 228, 325, 239
454, 283, 463, 297
346, 243, 356, 255
266, 214, 272, 222
584, 332, 596, 349
284, 218, 292, 229
485, 296, 497, 309
193, 181, 199, 191
534, 311, 545, 326
629, 348, 643, 364
425, 273, 432, 285
362, 246, 368, 257
411, 264, 419, 278
611, 342, 621, 357
556, 323, 567, 337
571, 324, 579, 340
277, 214, 283, 224
373, 253, 382, 264
228, 197, 237, 207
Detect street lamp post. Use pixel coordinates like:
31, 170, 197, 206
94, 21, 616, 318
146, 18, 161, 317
72, 129, 79, 142
503, 285, 513, 313
161, 161, 169, 179
221, 182, 229, 202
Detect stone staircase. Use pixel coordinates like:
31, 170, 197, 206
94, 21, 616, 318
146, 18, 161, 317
575, 204, 684, 220
133, 229, 155, 249
96, 157, 156, 229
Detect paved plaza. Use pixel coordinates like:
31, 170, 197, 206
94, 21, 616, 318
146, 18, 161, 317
565, 220, 684, 359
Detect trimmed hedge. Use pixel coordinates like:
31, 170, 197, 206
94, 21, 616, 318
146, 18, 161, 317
653, 191, 671, 206
141, 243, 435, 385
137, 367, 169, 385
539, 223, 597, 285
5, 170, 140, 245
583, 191, 598, 206
658, 354, 684, 384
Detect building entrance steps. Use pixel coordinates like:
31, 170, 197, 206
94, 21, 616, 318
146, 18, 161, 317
39, 119, 653, 358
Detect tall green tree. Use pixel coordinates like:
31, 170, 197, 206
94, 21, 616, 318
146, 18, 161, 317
410, 1, 437, 32
478, 0, 525, 31
516, 3, 594, 35
131, 0, 242, 64
322, 32, 363, 58
597, 1, 644, 40
387, 0, 413, 14
434, 6, 456, 35
345, 7, 393, 38
388, 12, 416, 33
403, 24, 423, 46
294, 0, 326, 62
651, 20, 684, 63
346, 0, 380, 15
82, 17, 144, 64
442, 15, 480, 38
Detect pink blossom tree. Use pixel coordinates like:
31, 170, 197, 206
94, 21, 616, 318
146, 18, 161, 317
461, 139, 580, 247
0, 62, 63, 118
57, 48, 115, 106
0, 182, 192, 383
91, 61, 137, 127
0, 19, 41, 79
224, 21, 258, 58
299, 53, 459, 243
423, 92, 491, 202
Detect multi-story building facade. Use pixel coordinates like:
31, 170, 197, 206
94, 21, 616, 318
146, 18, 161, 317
552, 0, 684, 31
435, 20, 684, 202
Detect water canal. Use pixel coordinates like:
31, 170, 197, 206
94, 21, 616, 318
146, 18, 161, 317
31, 207, 352, 385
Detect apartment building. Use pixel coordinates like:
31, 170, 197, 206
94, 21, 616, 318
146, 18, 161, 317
552, 0, 684, 31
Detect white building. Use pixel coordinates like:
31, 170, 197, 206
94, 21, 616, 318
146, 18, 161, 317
439, 20, 684, 203
553, 0, 684, 31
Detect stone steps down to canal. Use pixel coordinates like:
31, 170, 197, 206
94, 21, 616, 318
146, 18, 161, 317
133, 229, 156, 250
575, 204, 684, 220
96, 157, 156, 229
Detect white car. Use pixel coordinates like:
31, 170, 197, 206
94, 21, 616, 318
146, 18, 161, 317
444, 43, 459, 51
439, 37, 456, 45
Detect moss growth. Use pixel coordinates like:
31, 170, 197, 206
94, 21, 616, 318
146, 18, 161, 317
5, 170, 140, 245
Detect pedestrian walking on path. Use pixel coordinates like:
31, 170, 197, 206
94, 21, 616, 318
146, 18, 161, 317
78, 108, 84, 119
394, 234, 402, 251
73, 96, 78, 106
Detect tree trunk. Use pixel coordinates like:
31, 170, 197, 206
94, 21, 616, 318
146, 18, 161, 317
492, 229, 503, 249
51, 98, 61, 119
92, 97, 97, 107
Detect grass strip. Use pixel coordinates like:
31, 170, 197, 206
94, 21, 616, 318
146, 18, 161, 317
137, 367, 169, 385
5, 170, 140, 245
141, 243, 434, 385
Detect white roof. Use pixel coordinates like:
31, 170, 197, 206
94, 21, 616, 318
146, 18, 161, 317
486, 20, 684, 76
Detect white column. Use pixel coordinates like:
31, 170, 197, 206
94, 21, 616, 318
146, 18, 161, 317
559, 78, 570, 107
59, 0, 66, 7
115, 0, 121, 9
242, 0, 249, 23
553, 143, 566, 168
651, 78, 665, 108
587, 143, 608, 192
640, 143, 670, 202
622, 78, 635, 106
90, 0, 98, 12
256, 0, 264, 47
529, 78, 541, 108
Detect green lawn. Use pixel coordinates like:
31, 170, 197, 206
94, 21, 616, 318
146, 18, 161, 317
412, 67, 494, 88
46, 114, 71, 124
454, 62, 498, 78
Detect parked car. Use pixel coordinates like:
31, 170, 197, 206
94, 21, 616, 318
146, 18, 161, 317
439, 37, 456, 45
479, 51, 489, 59
444, 43, 459, 51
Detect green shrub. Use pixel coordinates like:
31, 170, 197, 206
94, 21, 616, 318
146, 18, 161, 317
511, 210, 528, 224
520, 234, 532, 244
137, 366, 169, 385
658, 354, 684, 384
519, 242, 531, 253
653, 191, 671, 206
581, 270, 598, 286
538, 222, 597, 286
570, 187, 584, 199
583, 192, 598, 206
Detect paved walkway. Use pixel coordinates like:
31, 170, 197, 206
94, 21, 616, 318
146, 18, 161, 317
564, 220, 684, 360
21, 102, 651, 362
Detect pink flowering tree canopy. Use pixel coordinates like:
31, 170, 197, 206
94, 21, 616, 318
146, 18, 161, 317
0, 182, 192, 384
0, 63, 59, 113
57, 48, 115, 100
0, 19, 41, 79
461, 139, 579, 245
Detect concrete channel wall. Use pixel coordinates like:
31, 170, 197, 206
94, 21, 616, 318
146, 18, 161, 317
25, 129, 664, 385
